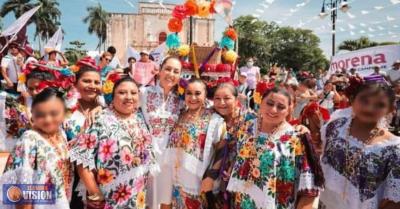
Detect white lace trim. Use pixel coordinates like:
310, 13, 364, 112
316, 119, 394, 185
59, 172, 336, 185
69, 146, 96, 171
227, 177, 274, 208
298, 172, 321, 192
321, 163, 400, 209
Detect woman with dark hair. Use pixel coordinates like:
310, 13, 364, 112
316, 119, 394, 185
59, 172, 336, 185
165, 78, 227, 209
0, 87, 73, 209
319, 81, 400, 209
140, 56, 183, 209
226, 88, 322, 209
69, 77, 157, 209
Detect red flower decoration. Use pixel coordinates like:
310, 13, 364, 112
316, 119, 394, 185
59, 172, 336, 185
280, 135, 290, 143
301, 102, 330, 121
209, 0, 216, 13
76, 56, 100, 71
238, 160, 251, 177
216, 63, 232, 72
202, 64, 216, 72
185, 197, 201, 209
276, 181, 294, 205
184, 0, 198, 16
168, 17, 183, 33
107, 73, 121, 83
172, 5, 187, 20
255, 81, 275, 97
198, 133, 206, 150
181, 61, 194, 70
224, 27, 237, 41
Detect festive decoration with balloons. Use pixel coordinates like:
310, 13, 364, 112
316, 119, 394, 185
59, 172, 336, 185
178, 44, 190, 56
223, 50, 238, 64
220, 36, 235, 50
166, 33, 181, 49
197, 1, 211, 18
172, 5, 187, 20
184, 0, 198, 16
168, 17, 183, 33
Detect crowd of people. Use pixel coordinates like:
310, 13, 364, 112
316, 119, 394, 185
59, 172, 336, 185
0, 41, 399, 209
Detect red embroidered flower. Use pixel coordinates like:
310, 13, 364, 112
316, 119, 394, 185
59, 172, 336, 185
276, 181, 294, 205
239, 160, 251, 177
280, 135, 290, 143
267, 141, 275, 149
184, 196, 201, 209
198, 133, 206, 150
111, 184, 132, 204
78, 134, 96, 149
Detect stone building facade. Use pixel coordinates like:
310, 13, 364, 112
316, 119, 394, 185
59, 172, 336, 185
106, 2, 215, 61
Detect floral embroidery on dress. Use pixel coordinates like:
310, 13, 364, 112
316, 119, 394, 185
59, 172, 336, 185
321, 117, 400, 208
4, 95, 29, 138
228, 115, 319, 209
69, 108, 157, 209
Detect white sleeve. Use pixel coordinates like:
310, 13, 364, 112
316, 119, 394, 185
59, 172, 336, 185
1, 57, 10, 68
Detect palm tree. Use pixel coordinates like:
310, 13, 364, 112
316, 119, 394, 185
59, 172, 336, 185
32, 0, 61, 47
83, 3, 108, 52
338, 37, 378, 51
0, 0, 34, 18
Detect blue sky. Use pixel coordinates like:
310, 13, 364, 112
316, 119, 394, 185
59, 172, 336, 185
1, 0, 400, 57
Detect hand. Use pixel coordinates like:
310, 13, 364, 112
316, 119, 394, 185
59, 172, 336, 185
295, 125, 310, 135
200, 177, 214, 193
6, 80, 14, 88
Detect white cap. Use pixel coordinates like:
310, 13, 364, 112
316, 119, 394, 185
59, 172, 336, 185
140, 50, 150, 56
240, 72, 248, 77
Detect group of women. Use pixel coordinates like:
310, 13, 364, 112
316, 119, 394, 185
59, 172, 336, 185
0, 55, 399, 209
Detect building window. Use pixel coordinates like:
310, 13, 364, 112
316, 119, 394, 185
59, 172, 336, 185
159, 32, 167, 44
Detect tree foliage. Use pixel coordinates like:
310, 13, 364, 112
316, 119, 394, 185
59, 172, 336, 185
233, 15, 328, 74
338, 36, 399, 51
65, 40, 87, 64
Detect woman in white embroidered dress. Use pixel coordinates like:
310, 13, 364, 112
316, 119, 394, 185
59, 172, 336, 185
320, 81, 400, 209
227, 87, 321, 209
69, 77, 157, 209
0, 87, 73, 209
140, 56, 182, 209
166, 78, 226, 209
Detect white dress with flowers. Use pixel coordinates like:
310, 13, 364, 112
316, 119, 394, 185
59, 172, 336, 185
227, 115, 320, 209
140, 83, 182, 206
69, 108, 158, 209
0, 130, 73, 209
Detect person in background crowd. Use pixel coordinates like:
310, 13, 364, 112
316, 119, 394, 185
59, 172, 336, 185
124, 57, 136, 75
19, 45, 37, 64
106, 46, 121, 69
130, 50, 159, 86
46, 49, 69, 68
166, 78, 226, 209
239, 57, 260, 109
387, 60, 400, 85
371, 65, 387, 78
318, 81, 340, 114
70, 77, 157, 209
237, 72, 250, 108
294, 79, 318, 118
285, 70, 299, 86
319, 81, 400, 209
98, 51, 113, 80
316, 69, 326, 90
140, 56, 183, 209
1, 42, 22, 94
391, 82, 400, 135
0, 88, 74, 209
227, 87, 322, 209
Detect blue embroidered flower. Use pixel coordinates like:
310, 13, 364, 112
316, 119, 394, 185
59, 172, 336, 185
260, 151, 274, 176
240, 196, 256, 209
278, 158, 295, 181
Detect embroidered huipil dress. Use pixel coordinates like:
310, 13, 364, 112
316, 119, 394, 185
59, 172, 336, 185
140, 83, 182, 206
69, 108, 158, 209
166, 109, 226, 209
319, 116, 400, 209
0, 130, 73, 209
227, 116, 320, 209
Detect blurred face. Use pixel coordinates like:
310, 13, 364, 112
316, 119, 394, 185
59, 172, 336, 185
101, 55, 112, 65
27, 78, 43, 98
259, 92, 290, 125
9, 45, 19, 55
32, 97, 65, 134
112, 81, 139, 115
185, 82, 206, 111
49, 52, 57, 60
159, 58, 182, 90
75, 71, 101, 102
374, 67, 380, 73
394, 63, 400, 70
324, 83, 333, 92
140, 54, 149, 62
239, 76, 247, 84
352, 90, 392, 124
213, 87, 237, 117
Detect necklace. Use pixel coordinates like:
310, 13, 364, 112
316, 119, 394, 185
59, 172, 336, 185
256, 117, 286, 141
184, 107, 204, 121
112, 108, 134, 120
342, 118, 379, 199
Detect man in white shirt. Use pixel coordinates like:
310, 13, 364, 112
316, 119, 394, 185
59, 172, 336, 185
387, 60, 400, 85
239, 57, 260, 109
1, 42, 22, 94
